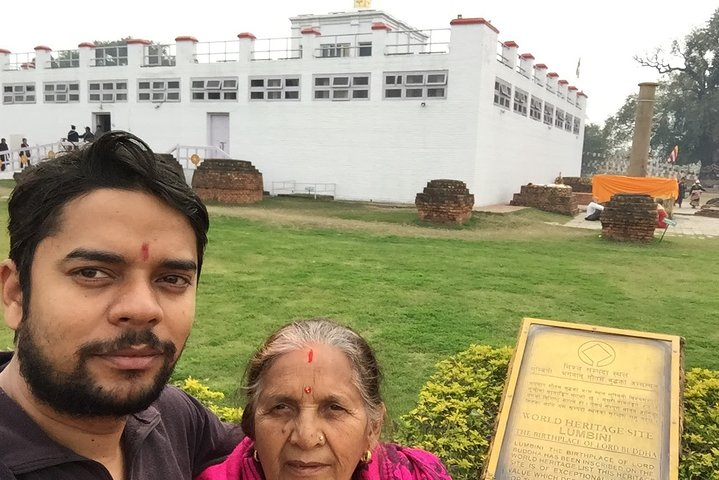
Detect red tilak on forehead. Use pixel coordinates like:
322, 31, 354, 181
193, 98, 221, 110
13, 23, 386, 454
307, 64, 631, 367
304, 386, 312, 394
140, 242, 150, 261
308, 349, 314, 363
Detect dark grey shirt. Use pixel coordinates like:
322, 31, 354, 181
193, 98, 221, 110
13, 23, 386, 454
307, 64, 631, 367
0, 352, 242, 480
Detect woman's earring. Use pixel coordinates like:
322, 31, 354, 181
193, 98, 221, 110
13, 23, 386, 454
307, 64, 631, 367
361, 450, 372, 464
253, 449, 260, 463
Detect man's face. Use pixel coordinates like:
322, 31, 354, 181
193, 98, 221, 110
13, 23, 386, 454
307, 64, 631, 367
11, 188, 198, 417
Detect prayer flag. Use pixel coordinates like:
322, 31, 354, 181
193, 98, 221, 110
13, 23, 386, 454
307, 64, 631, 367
575, 58, 581, 78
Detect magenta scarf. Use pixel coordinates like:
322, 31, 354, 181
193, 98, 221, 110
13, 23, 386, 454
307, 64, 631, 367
196, 437, 452, 480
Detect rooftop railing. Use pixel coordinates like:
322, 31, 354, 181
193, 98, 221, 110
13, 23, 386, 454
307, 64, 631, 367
386, 29, 449, 55
48, 49, 80, 69
3, 52, 35, 71
194, 40, 240, 63
143, 44, 176, 67
252, 37, 302, 61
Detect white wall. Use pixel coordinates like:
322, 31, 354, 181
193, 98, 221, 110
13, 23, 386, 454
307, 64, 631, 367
0, 11, 585, 207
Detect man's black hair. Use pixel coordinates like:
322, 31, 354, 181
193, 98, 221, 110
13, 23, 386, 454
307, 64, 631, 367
8, 130, 209, 321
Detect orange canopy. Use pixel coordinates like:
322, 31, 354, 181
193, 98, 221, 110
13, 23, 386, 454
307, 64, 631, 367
592, 175, 679, 203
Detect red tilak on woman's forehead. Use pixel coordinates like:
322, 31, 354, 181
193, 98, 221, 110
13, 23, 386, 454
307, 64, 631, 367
308, 349, 314, 363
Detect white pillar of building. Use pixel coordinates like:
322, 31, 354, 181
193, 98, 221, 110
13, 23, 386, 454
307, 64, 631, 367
557, 79, 569, 98
370, 22, 390, 58
237, 33, 256, 62
501, 41, 518, 69
300, 27, 321, 62
78, 42, 95, 67
126, 38, 150, 68
533, 63, 547, 86
518, 53, 534, 78
33, 45, 52, 69
175, 36, 198, 66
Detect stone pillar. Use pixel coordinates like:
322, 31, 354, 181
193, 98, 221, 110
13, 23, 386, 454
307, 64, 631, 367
0, 49, 9, 71
627, 82, 659, 177
501, 41, 518, 69
238, 33, 256, 61
126, 38, 151, 68
78, 42, 95, 68
34, 45, 52, 69
175, 36, 198, 66
370, 22, 390, 57
300, 27, 321, 62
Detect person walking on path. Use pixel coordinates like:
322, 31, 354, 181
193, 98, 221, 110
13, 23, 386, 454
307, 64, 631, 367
689, 180, 706, 209
676, 177, 686, 208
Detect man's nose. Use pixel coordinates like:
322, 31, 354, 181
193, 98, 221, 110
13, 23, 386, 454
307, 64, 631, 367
108, 277, 162, 327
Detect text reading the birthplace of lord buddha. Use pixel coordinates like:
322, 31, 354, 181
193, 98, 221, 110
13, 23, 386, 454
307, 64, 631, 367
504, 361, 662, 480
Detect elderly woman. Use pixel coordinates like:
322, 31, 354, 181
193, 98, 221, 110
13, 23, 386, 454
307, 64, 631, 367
196, 319, 451, 480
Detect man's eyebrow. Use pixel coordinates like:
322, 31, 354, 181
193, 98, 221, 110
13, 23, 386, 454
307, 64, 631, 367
64, 248, 125, 264
63, 249, 197, 272
160, 259, 198, 272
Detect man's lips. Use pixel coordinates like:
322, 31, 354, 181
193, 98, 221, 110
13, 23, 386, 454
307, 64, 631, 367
95, 346, 164, 370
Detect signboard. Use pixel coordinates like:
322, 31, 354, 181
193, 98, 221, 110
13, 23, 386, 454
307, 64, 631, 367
484, 318, 682, 480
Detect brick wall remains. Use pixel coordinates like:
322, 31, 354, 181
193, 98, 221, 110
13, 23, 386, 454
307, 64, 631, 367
510, 184, 578, 216
415, 179, 474, 224
192, 159, 264, 204
600, 194, 657, 242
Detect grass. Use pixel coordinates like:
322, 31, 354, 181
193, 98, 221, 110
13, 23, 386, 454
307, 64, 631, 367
1, 197, 718, 422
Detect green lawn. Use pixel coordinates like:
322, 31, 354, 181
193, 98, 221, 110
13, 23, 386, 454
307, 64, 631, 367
1, 198, 718, 422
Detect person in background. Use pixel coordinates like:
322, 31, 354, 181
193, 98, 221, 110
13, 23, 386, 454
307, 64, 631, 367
94, 124, 105, 140
81, 126, 95, 143
584, 200, 604, 221
197, 318, 451, 480
656, 199, 668, 229
67, 125, 80, 144
689, 180, 706, 209
19, 138, 31, 168
0, 138, 8, 171
0, 131, 242, 479
675, 176, 686, 208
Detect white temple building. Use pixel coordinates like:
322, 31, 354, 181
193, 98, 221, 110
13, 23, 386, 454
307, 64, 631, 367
0, 9, 586, 206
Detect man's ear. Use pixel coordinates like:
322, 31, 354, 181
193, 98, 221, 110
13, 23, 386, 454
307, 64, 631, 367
0, 259, 23, 330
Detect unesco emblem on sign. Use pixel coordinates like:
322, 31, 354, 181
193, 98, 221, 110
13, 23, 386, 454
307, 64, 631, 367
577, 341, 616, 367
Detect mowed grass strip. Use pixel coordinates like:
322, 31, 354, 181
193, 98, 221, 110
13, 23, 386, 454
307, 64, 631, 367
1, 198, 717, 422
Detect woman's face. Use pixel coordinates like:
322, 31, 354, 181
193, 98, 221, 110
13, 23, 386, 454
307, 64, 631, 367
253, 343, 381, 480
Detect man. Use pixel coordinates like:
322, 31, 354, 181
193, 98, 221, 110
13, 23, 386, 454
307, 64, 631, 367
67, 125, 80, 144
0, 138, 8, 171
18, 138, 31, 168
0, 131, 241, 479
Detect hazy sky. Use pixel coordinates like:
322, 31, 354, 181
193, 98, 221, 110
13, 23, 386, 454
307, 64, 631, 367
2, 0, 715, 123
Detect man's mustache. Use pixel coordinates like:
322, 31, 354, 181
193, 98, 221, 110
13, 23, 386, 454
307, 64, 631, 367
77, 329, 177, 358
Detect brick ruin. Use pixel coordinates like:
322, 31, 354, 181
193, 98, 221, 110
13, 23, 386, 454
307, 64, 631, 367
415, 179, 474, 224
695, 197, 719, 218
556, 176, 593, 206
510, 184, 578, 215
600, 194, 657, 242
191, 159, 264, 204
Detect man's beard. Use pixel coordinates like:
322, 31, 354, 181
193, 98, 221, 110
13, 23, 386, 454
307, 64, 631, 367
16, 317, 179, 418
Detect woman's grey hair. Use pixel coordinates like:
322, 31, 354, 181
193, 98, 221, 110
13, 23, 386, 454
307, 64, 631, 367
240, 318, 384, 438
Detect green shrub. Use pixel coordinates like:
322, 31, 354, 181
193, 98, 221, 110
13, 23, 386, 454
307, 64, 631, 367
395, 345, 513, 479
176, 376, 243, 423
680, 368, 719, 479
397, 346, 719, 480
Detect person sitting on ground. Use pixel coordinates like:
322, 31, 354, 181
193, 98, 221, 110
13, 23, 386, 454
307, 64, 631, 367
196, 318, 452, 480
584, 201, 604, 221
656, 199, 668, 229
